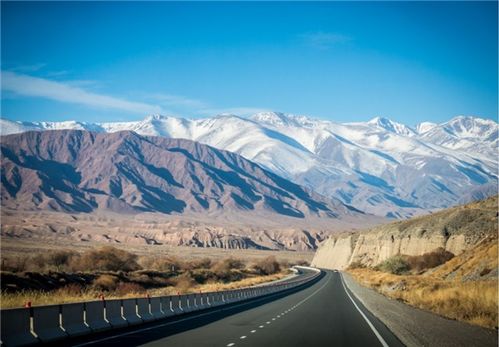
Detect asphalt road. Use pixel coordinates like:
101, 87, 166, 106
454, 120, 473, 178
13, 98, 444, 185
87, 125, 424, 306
69, 271, 404, 347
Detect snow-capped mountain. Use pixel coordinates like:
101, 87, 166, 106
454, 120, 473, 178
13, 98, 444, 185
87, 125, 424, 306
365, 116, 417, 137
417, 116, 498, 158
415, 122, 437, 134
1, 113, 497, 218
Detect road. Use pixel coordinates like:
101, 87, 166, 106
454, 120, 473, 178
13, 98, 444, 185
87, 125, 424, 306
69, 271, 404, 347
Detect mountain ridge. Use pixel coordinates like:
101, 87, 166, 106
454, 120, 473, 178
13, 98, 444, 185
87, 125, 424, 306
0, 129, 382, 250
1, 129, 358, 219
1, 113, 497, 219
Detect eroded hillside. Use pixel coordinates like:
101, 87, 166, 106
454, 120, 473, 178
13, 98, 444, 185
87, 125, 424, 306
312, 196, 498, 269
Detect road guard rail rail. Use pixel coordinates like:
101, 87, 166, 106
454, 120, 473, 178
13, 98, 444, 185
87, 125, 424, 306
0, 266, 321, 346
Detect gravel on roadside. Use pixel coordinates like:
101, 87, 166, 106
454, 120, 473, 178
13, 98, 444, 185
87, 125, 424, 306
342, 272, 498, 347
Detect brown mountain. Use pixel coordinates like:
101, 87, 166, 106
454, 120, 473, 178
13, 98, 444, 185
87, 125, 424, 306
0, 130, 375, 245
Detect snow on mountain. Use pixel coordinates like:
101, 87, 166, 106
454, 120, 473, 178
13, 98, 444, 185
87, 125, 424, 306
418, 116, 498, 159
1, 113, 497, 218
366, 116, 417, 137
415, 122, 437, 134
0, 118, 104, 134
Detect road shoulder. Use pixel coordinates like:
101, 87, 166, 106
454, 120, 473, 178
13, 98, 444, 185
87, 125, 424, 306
342, 272, 498, 347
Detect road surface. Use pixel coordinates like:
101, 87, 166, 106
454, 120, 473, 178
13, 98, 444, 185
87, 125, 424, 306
69, 270, 404, 347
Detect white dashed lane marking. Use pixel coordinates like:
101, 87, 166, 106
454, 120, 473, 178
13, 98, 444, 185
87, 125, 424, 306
224, 276, 330, 347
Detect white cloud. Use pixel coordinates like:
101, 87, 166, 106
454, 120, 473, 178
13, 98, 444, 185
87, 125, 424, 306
199, 107, 271, 117
146, 93, 208, 109
1, 71, 272, 119
300, 32, 351, 49
9, 63, 47, 72
143, 92, 269, 117
1, 71, 164, 115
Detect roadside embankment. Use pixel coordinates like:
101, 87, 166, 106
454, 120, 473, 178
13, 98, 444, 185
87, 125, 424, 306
312, 196, 497, 270
342, 272, 498, 347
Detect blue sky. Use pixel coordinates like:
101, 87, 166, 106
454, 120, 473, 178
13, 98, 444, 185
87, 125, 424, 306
1, 1, 497, 126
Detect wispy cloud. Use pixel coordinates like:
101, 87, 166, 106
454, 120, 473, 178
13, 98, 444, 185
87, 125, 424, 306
300, 32, 351, 50
143, 92, 269, 117
145, 93, 208, 109
1, 71, 271, 119
199, 107, 271, 117
9, 63, 47, 73
1, 71, 164, 115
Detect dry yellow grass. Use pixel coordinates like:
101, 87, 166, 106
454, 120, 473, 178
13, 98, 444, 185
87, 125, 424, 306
1, 237, 313, 265
348, 239, 498, 329
429, 240, 497, 281
147, 272, 288, 296
0, 272, 288, 309
0, 289, 143, 309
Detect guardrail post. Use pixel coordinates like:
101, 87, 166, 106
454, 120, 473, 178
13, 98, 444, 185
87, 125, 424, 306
0, 307, 39, 347
173, 295, 184, 315
61, 302, 92, 337
150, 297, 165, 320
105, 299, 128, 329
137, 297, 154, 322
122, 299, 142, 325
84, 300, 111, 332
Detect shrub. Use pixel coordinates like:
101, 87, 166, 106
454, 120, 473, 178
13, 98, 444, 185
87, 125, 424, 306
211, 258, 245, 274
115, 282, 145, 295
347, 261, 366, 270
377, 256, 410, 275
139, 256, 182, 272
253, 256, 281, 275
185, 258, 212, 270
93, 274, 119, 291
1, 256, 29, 272
56, 283, 83, 296
47, 251, 77, 271
73, 246, 140, 272
174, 273, 196, 293
289, 260, 310, 267
405, 248, 454, 272
187, 269, 216, 284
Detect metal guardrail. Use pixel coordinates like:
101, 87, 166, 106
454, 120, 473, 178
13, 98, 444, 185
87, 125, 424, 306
0, 266, 321, 346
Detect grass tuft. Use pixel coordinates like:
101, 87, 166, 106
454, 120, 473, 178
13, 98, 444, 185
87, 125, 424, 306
348, 239, 498, 329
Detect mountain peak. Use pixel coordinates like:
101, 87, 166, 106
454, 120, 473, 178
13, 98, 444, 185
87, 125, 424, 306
442, 115, 498, 139
250, 112, 319, 128
447, 115, 497, 126
367, 116, 416, 136
144, 114, 169, 122
251, 112, 291, 126
415, 122, 437, 134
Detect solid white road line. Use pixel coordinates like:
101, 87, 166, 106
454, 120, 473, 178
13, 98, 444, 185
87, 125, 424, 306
340, 273, 389, 347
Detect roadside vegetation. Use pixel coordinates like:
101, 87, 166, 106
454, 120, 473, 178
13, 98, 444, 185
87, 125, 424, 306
347, 239, 498, 329
1, 246, 305, 308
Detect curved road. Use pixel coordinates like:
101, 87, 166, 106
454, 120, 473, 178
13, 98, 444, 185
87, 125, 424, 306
69, 271, 404, 347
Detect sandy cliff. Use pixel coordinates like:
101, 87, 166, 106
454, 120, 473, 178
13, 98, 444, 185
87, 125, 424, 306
312, 196, 498, 269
